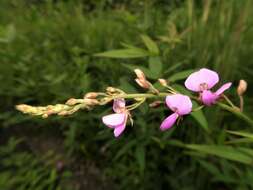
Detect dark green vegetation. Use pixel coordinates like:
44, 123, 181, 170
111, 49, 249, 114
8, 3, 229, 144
1, 0, 253, 189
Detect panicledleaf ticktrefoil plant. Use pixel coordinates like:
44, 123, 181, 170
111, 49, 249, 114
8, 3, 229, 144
16, 68, 253, 137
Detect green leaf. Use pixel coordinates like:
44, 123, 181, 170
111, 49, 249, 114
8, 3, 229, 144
140, 34, 159, 55
227, 130, 253, 140
168, 69, 195, 82
0, 24, 16, 43
148, 56, 162, 78
94, 48, 149, 58
185, 144, 253, 164
198, 160, 220, 176
135, 146, 146, 174
191, 101, 209, 132
113, 140, 137, 160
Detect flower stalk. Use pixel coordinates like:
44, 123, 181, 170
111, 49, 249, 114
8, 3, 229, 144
16, 68, 253, 137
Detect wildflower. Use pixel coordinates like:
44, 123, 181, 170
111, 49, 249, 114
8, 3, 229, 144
102, 98, 129, 137
160, 94, 192, 131
185, 68, 232, 106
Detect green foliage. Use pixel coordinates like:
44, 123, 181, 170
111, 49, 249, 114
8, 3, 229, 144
0, 138, 71, 190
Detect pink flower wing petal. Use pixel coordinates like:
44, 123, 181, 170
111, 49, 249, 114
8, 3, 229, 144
185, 68, 219, 92
201, 90, 218, 106
160, 113, 178, 131
102, 113, 126, 128
166, 94, 192, 115
113, 98, 126, 113
215, 82, 232, 96
114, 123, 127, 137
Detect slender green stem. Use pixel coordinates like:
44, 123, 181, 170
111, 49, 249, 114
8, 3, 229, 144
113, 93, 169, 99
112, 93, 253, 127
217, 102, 253, 127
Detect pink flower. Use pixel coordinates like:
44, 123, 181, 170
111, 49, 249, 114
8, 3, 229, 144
185, 68, 232, 106
102, 99, 129, 137
160, 94, 192, 131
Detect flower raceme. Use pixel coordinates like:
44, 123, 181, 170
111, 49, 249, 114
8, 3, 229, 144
185, 68, 232, 106
160, 94, 192, 131
18, 67, 248, 138
102, 98, 129, 137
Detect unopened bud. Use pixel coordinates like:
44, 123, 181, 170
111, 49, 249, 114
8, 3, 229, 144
135, 78, 150, 89
134, 68, 146, 81
84, 92, 98, 99
106, 87, 117, 93
42, 114, 49, 118
237, 79, 247, 96
58, 110, 69, 116
149, 101, 162, 108
158, 78, 168, 87
66, 98, 78, 106
84, 98, 99, 106
16, 104, 29, 112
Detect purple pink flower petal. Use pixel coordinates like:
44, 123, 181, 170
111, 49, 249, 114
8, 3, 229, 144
102, 99, 128, 137
185, 68, 232, 106
160, 94, 192, 131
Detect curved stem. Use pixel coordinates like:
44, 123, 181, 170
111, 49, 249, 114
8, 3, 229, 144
113, 92, 168, 99
217, 102, 253, 127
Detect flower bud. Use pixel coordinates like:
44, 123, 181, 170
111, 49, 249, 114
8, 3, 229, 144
65, 98, 78, 106
237, 79, 247, 96
58, 110, 69, 116
149, 101, 162, 108
134, 68, 146, 80
158, 78, 168, 87
106, 87, 117, 93
84, 92, 98, 99
84, 98, 99, 106
135, 78, 150, 89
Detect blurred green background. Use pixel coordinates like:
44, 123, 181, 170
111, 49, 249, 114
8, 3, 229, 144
1, 0, 253, 189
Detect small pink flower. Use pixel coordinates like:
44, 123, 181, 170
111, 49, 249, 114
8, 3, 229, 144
160, 94, 192, 131
185, 68, 232, 106
102, 99, 129, 137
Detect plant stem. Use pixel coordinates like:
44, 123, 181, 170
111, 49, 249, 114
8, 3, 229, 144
113, 93, 168, 99
112, 93, 253, 127
217, 102, 253, 127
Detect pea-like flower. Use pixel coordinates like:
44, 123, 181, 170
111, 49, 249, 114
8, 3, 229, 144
185, 68, 232, 106
160, 94, 192, 131
102, 98, 129, 137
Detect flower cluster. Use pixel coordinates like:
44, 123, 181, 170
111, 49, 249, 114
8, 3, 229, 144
103, 68, 232, 137
16, 68, 249, 138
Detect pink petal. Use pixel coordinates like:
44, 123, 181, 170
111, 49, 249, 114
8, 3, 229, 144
185, 68, 219, 92
166, 94, 192, 115
160, 113, 178, 131
114, 123, 127, 137
113, 98, 126, 113
215, 82, 232, 96
102, 113, 126, 128
201, 90, 218, 106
